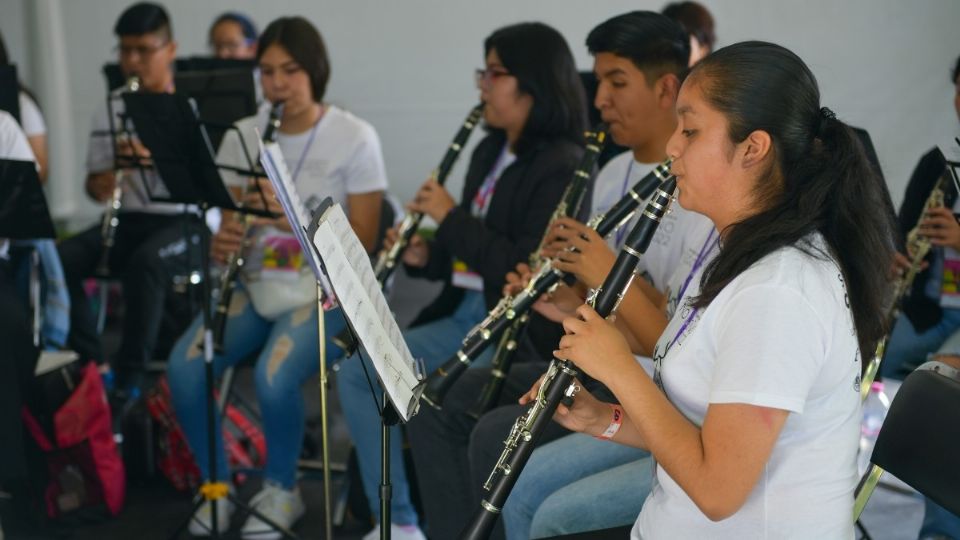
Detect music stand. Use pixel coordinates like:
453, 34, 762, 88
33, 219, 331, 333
119, 91, 293, 540
0, 65, 20, 124
174, 68, 256, 151
175, 56, 256, 73
0, 159, 55, 240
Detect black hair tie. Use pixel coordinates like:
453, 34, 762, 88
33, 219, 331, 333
816, 106, 836, 137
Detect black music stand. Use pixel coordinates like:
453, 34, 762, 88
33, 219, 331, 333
174, 68, 256, 151
305, 205, 405, 540
119, 91, 293, 540
0, 159, 54, 239
175, 56, 256, 73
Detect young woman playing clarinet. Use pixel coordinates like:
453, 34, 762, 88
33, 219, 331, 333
539, 41, 896, 538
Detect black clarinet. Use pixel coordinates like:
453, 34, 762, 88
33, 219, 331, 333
418, 125, 607, 409
96, 75, 141, 278
465, 313, 528, 419
461, 177, 678, 540
464, 126, 607, 416
420, 157, 670, 409
332, 103, 484, 356
211, 102, 284, 353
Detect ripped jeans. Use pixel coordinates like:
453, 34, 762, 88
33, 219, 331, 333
166, 285, 346, 488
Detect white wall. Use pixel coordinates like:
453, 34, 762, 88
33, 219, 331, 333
2, 0, 958, 228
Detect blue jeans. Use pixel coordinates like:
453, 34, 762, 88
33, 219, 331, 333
167, 286, 346, 489
336, 290, 491, 526
881, 308, 960, 379
503, 432, 653, 539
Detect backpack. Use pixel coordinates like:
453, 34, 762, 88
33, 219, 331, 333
21, 361, 125, 517
145, 376, 266, 491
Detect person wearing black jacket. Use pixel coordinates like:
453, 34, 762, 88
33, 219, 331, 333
882, 56, 960, 378
880, 53, 960, 540
336, 22, 587, 540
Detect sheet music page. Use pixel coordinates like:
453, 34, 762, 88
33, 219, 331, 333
259, 140, 421, 420
311, 205, 422, 420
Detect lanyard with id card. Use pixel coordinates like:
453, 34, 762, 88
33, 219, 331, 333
452, 258, 484, 291
941, 247, 960, 308
454, 145, 514, 291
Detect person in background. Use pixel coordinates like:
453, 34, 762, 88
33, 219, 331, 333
57, 2, 208, 394
337, 21, 588, 540
167, 16, 387, 538
209, 12, 258, 60
662, 1, 716, 66
880, 53, 960, 540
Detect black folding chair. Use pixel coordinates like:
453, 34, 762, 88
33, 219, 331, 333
854, 360, 960, 522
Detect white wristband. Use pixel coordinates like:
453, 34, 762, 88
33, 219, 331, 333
595, 405, 623, 440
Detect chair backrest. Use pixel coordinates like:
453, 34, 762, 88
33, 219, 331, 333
871, 362, 960, 516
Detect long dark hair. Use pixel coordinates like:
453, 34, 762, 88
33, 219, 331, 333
689, 41, 895, 364
257, 17, 330, 102
484, 22, 588, 154
0, 31, 40, 111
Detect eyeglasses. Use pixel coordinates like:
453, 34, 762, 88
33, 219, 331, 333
475, 67, 511, 88
115, 41, 169, 60
210, 39, 255, 57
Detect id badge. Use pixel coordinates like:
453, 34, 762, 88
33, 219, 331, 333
941, 250, 960, 309
452, 258, 483, 291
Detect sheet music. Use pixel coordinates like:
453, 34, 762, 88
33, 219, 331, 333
258, 140, 421, 420
312, 205, 422, 420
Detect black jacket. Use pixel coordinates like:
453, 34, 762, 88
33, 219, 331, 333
406, 132, 584, 356
900, 147, 958, 332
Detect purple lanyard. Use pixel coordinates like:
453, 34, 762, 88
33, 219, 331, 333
290, 117, 321, 185
614, 160, 634, 248
666, 229, 718, 351
472, 146, 509, 217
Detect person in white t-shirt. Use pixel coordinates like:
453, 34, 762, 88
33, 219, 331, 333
57, 3, 212, 393
539, 41, 897, 539
166, 16, 387, 538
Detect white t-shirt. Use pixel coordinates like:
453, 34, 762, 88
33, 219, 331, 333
18, 92, 46, 137
0, 110, 38, 259
86, 90, 187, 214
0, 110, 37, 161
217, 102, 388, 284
635, 234, 861, 540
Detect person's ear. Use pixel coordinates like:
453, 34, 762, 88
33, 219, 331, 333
739, 129, 772, 169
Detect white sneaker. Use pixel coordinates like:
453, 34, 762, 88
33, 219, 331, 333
241, 483, 306, 539
188, 495, 234, 537
362, 523, 427, 540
